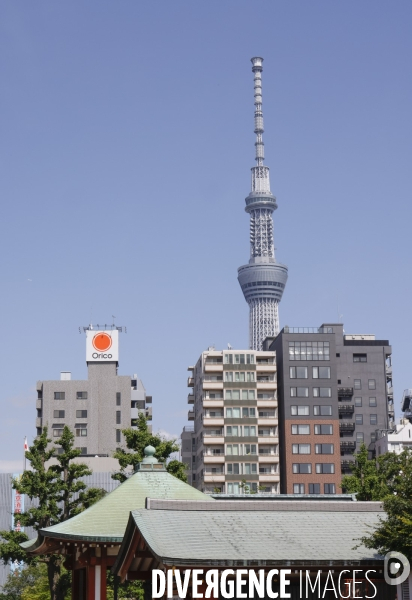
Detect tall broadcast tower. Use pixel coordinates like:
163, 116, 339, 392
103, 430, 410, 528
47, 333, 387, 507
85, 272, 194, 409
238, 57, 288, 350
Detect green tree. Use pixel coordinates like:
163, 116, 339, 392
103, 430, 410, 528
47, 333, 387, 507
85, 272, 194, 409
0, 427, 105, 600
113, 413, 187, 483
358, 448, 412, 561
106, 572, 144, 600
341, 443, 389, 500
0, 563, 71, 600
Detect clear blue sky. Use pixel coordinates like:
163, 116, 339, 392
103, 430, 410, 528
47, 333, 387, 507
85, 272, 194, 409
0, 1, 411, 470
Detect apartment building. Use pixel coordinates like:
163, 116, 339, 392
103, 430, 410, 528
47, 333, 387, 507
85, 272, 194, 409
181, 348, 279, 494
36, 327, 152, 458
264, 323, 393, 494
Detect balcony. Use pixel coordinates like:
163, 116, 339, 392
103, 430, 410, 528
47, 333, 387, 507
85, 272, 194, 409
341, 441, 356, 451
36, 398, 42, 409
340, 422, 355, 432
187, 394, 194, 404
187, 377, 194, 387
188, 410, 194, 421
203, 455, 225, 464
257, 376, 276, 382
204, 468, 224, 475
338, 405, 354, 414
35, 417, 42, 428
341, 460, 354, 471
204, 364, 223, 372
338, 387, 354, 398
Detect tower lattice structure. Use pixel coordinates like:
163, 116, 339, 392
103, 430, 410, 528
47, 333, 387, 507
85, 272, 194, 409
238, 57, 288, 350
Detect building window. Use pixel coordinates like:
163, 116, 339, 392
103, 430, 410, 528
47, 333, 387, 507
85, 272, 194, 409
54, 392, 65, 400
291, 425, 310, 435
289, 341, 330, 361
324, 483, 336, 494
355, 397, 362, 407
53, 410, 65, 418
76, 410, 87, 418
309, 483, 320, 494
243, 426, 256, 437
244, 444, 257, 455
292, 444, 311, 454
292, 463, 311, 474
293, 483, 305, 494
53, 428, 64, 437
315, 463, 335, 474
75, 428, 87, 437
116, 410, 121, 425
313, 387, 332, 397
226, 426, 239, 436
313, 406, 332, 416
226, 444, 239, 455
258, 410, 276, 418
227, 464, 240, 475
242, 408, 256, 419
354, 379, 361, 390
76, 392, 87, 400
80, 447, 87, 455
290, 387, 309, 397
336, 353, 340, 358
312, 366, 331, 379
369, 397, 377, 407
289, 366, 308, 379
116, 429, 121, 443
226, 408, 241, 418
314, 424, 333, 435
371, 432, 376, 442
116, 392, 121, 406
356, 432, 364, 442
315, 444, 334, 454
291, 405, 310, 416
355, 414, 363, 425
244, 463, 258, 475
353, 354, 367, 363
370, 414, 377, 425
368, 379, 376, 390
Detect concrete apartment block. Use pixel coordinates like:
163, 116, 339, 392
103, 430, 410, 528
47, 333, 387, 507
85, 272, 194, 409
181, 348, 279, 494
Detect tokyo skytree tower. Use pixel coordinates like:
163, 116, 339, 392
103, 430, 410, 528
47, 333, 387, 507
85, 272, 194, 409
238, 57, 288, 350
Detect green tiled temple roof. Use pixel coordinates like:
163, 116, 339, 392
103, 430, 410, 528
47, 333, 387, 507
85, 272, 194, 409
22, 466, 213, 551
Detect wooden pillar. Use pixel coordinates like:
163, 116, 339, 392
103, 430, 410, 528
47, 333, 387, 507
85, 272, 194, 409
87, 564, 96, 600
72, 568, 86, 600
100, 547, 107, 600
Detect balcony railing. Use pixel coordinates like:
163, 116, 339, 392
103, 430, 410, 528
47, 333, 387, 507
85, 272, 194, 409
283, 326, 334, 334
187, 377, 194, 387
204, 430, 223, 437
187, 394, 194, 404
338, 405, 354, 413
340, 423, 355, 431
338, 387, 354, 397
188, 410, 194, 421
340, 441, 356, 450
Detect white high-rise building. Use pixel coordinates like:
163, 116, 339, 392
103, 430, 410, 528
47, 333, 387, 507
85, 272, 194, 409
181, 348, 279, 494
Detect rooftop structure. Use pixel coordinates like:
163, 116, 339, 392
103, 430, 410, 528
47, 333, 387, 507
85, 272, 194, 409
375, 419, 412, 456
238, 57, 288, 350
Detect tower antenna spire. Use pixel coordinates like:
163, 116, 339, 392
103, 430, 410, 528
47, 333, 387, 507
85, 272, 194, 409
237, 57, 288, 350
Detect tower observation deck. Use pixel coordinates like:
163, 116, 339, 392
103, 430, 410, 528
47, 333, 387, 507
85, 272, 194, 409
238, 57, 288, 350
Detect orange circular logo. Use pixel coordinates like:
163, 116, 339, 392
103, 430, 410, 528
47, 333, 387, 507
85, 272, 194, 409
92, 332, 112, 352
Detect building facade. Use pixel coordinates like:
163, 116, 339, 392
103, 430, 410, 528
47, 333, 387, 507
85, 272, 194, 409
264, 323, 393, 494
181, 348, 279, 494
375, 419, 412, 456
237, 57, 288, 350
36, 327, 152, 457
